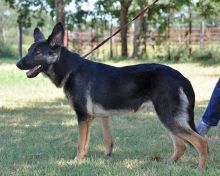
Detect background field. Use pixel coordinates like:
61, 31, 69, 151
0, 59, 220, 176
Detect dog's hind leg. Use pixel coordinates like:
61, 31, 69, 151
75, 117, 94, 160
153, 88, 208, 168
179, 131, 208, 168
99, 117, 113, 156
169, 133, 186, 161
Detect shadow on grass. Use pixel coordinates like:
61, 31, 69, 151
0, 98, 79, 171
0, 97, 167, 174
1, 98, 220, 175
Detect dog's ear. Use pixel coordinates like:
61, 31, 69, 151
33, 27, 45, 42
47, 22, 64, 47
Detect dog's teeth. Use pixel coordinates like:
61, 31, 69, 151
36, 65, 41, 69
26, 65, 42, 77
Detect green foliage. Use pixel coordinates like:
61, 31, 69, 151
94, 0, 120, 18
5, 0, 47, 27
163, 48, 188, 62
196, 0, 220, 19
0, 41, 18, 58
160, 47, 220, 63
3, 0, 220, 60
191, 47, 220, 62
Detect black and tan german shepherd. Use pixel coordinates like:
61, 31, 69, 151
16, 23, 208, 168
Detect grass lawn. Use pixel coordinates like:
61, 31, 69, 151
0, 59, 220, 176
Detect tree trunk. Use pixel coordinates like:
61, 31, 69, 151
120, 0, 132, 57
18, 23, 22, 58
110, 20, 113, 58
132, 1, 148, 58
167, 11, 171, 60
0, 15, 4, 42
55, 0, 65, 26
0, 27, 3, 43
188, 10, 192, 58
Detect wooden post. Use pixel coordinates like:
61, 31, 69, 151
167, 2, 171, 60
188, 9, 192, 58
90, 31, 93, 49
200, 21, 205, 49
17, 23, 23, 58
178, 23, 182, 47
115, 40, 118, 56
96, 26, 99, 57
110, 20, 113, 58
64, 28, 68, 47
79, 32, 82, 52
207, 27, 211, 46
65, 17, 69, 48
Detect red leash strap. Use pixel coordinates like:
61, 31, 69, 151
82, 0, 160, 58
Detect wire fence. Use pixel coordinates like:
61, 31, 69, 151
64, 26, 220, 58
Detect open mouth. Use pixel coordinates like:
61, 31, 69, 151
26, 65, 43, 78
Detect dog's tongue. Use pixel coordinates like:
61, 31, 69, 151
26, 65, 42, 78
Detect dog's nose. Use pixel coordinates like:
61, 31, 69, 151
16, 60, 23, 69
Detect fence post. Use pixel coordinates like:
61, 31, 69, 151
17, 23, 23, 58
91, 30, 94, 55
188, 10, 192, 58
207, 27, 211, 46
110, 22, 113, 58
200, 21, 205, 49
178, 23, 182, 47
79, 31, 82, 52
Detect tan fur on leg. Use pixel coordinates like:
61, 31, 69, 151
179, 132, 208, 168
169, 133, 186, 161
84, 118, 94, 155
99, 117, 113, 156
75, 117, 94, 160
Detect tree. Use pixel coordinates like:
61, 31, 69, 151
46, 0, 73, 25
0, 1, 13, 43
5, 0, 46, 57
131, 0, 148, 58
94, 0, 133, 57
120, 0, 133, 57
196, 0, 220, 19
94, 0, 120, 57
55, 0, 65, 25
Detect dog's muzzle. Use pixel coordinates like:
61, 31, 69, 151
16, 60, 24, 70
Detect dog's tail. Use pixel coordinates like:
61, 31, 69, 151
153, 87, 195, 135
182, 84, 198, 134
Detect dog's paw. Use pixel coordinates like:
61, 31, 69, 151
74, 154, 86, 161
104, 143, 113, 157
105, 152, 112, 157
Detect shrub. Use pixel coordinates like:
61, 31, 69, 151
191, 47, 220, 61
0, 41, 18, 58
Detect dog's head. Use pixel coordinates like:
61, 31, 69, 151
16, 23, 64, 78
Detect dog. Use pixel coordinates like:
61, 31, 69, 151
16, 23, 208, 168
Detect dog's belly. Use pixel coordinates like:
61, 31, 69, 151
87, 94, 154, 117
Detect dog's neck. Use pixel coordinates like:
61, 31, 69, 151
44, 47, 84, 87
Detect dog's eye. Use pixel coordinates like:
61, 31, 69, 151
34, 49, 41, 55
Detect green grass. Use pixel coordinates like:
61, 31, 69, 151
0, 61, 220, 176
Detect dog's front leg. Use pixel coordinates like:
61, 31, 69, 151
99, 117, 113, 156
75, 117, 94, 160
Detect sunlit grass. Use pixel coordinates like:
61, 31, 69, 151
0, 61, 220, 175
